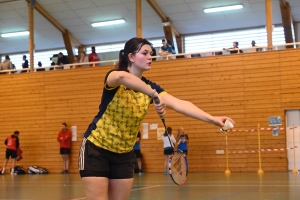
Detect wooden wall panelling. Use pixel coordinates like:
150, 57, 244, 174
1, 49, 300, 173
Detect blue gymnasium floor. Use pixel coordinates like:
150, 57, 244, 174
1, 172, 300, 200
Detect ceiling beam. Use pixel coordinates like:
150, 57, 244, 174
266, 0, 273, 50
146, 0, 182, 53
28, 2, 34, 71
25, 0, 81, 48
146, 0, 167, 21
279, 0, 286, 7
62, 29, 75, 63
136, 0, 142, 37
279, 0, 294, 47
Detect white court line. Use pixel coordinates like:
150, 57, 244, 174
160, 184, 300, 187
69, 185, 161, 200
131, 185, 161, 191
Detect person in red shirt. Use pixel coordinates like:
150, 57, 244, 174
88, 46, 100, 66
57, 123, 72, 174
1, 131, 20, 174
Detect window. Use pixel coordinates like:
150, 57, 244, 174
85, 38, 163, 54
1, 38, 163, 69
184, 26, 286, 53
1, 49, 71, 70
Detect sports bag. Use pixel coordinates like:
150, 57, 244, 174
11, 166, 26, 174
28, 166, 48, 174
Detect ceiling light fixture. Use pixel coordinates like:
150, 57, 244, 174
91, 19, 126, 27
204, 5, 243, 13
1, 31, 29, 38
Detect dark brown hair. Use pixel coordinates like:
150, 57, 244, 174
116, 37, 151, 72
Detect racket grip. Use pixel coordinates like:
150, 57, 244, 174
153, 96, 160, 104
153, 96, 165, 122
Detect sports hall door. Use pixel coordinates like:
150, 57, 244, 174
285, 110, 300, 170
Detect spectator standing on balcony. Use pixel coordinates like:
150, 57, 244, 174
56, 52, 70, 65
0, 55, 13, 70
88, 46, 100, 66
22, 55, 29, 68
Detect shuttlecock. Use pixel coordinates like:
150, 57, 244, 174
220, 119, 234, 132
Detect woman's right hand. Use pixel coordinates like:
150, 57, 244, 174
153, 94, 166, 118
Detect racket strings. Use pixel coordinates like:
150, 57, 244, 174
170, 153, 187, 184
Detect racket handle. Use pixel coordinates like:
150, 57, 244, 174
153, 96, 160, 104
153, 96, 165, 123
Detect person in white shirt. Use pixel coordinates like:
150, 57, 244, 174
0, 55, 13, 70
162, 126, 176, 175
79, 52, 89, 65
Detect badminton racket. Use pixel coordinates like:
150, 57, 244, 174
153, 96, 188, 185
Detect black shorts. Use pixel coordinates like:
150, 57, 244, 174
6, 149, 17, 159
78, 138, 136, 179
164, 149, 174, 155
134, 150, 142, 158
60, 148, 70, 155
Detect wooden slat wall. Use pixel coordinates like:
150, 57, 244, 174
0, 48, 300, 173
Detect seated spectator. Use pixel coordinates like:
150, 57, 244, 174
0, 55, 13, 70
36, 62, 44, 71
56, 52, 69, 65
223, 41, 243, 54
22, 55, 29, 68
73, 55, 79, 63
191, 54, 201, 57
167, 39, 176, 54
159, 39, 173, 57
251, 40, 262, 52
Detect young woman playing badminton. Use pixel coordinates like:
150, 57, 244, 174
78, 37, 234, 200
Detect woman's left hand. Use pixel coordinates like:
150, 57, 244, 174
213, 117, 235, 127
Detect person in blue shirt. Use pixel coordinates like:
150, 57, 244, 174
176, 127, 189, 155
159, 39, 173, 57
133, 131, 144, 175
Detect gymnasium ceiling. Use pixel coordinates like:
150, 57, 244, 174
0, 0, 299, 54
